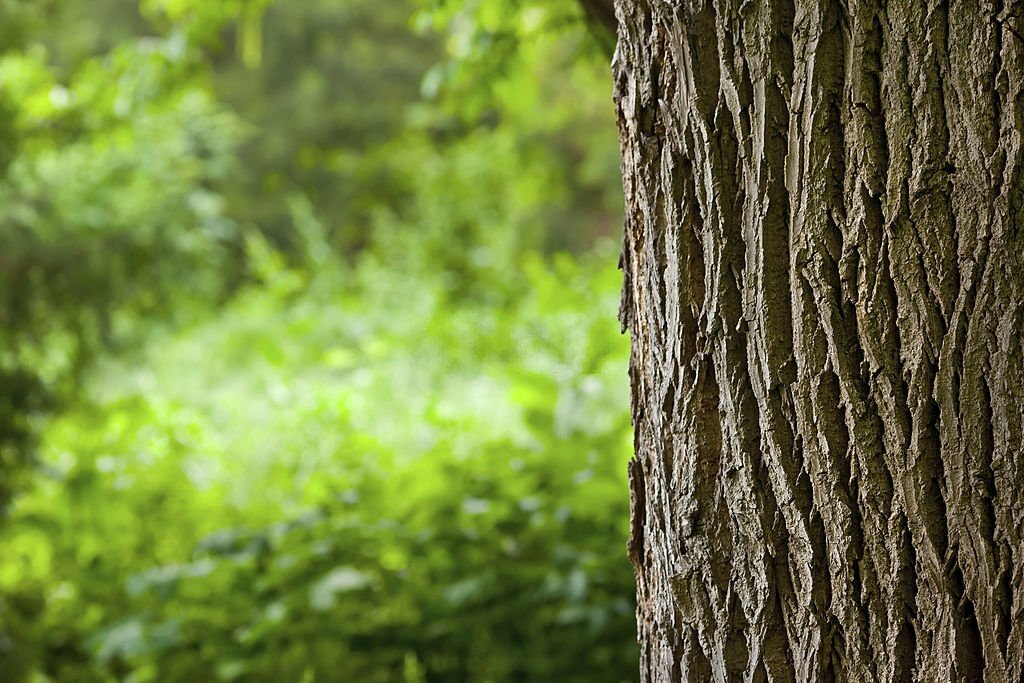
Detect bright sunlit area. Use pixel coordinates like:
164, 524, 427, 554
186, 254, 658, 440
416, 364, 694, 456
0, 1, 635, 681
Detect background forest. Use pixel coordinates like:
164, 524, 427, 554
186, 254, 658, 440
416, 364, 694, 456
0, 0, 635, 681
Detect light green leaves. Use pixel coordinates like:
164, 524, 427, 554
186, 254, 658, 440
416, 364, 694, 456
309, 568, 373, 611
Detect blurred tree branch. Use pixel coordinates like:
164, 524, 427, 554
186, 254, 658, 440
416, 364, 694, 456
578, 0, 617, 55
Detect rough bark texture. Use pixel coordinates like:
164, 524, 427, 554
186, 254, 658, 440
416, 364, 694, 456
612, 0, 1024, 680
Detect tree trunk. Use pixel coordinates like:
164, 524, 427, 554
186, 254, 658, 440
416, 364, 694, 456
612, 1, 1024, 680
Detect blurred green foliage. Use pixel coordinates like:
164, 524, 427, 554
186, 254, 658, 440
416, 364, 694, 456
0, 0, 245, 507
3, 242, 634, 681
0, 0, 633, 680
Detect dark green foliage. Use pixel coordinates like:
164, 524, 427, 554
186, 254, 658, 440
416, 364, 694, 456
213, 0, 441, 255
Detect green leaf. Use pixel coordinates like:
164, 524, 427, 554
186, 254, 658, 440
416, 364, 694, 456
308, 567, 372, 611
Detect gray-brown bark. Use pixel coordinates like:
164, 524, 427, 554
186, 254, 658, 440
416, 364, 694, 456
612, 1, 1024, 680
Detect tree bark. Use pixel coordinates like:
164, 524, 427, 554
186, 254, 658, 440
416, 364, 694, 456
612, 1, 1024, 680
